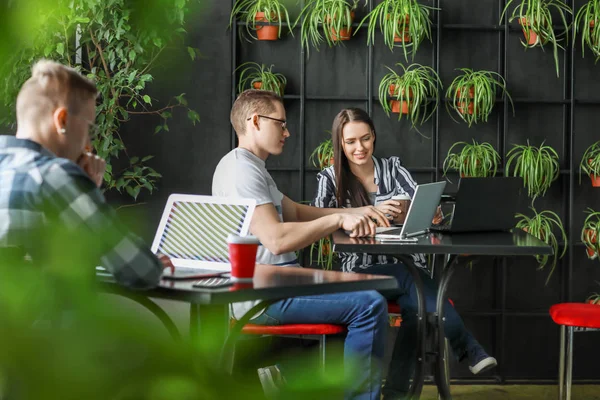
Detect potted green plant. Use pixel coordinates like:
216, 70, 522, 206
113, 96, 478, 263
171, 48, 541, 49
581, 208, 600, 260
377, 63, 441, 130
310, 236, 336, 270
516, 206, 567, 284
236, 62, 287, 96
506, 141, 560, 198
500, 0, 572, 77
359, 0, 435, 60
575, 0, 600, 63
442, 140, 501, 178
445, 68, 513, 127
310, 137, 334, 170
587, 282, 600, 304
298, 0, 362, 55
230, 0, 293, 41
579, 141, 600, 187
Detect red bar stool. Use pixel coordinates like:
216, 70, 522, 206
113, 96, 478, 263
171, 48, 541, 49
234, 302, 402, 369
549, 303, 600, 400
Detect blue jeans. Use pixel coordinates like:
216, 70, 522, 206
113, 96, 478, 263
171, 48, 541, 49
361, 263, 476, 398
253, 291, 388, 400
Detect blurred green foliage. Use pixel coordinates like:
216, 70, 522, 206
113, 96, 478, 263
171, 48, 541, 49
0, 0, 201, 200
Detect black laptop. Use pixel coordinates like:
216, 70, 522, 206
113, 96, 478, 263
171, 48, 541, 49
429, 177, 521, 233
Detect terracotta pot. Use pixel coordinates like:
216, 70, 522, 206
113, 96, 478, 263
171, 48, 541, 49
585, 228, 597, 244
456, 87, 475, 115
586, 246, 598, 260
590, 174, 600, 187
252, 81, 285, 95
330, 11, 355, 42
391, 14, 411, 43
390, 100, 410, 114
255, 12, 279, 41
519, 17, 545, 46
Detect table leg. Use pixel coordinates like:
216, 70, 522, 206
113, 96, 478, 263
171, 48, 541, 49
396, 255, 427, 400
433, 255, 459, 400
189, 303, 230, 357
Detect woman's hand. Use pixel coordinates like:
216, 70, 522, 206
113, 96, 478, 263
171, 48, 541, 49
374, 200, 403, 221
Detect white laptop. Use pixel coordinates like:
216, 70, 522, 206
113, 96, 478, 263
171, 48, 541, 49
151, 194, 256, 277
376, 181, 446, 240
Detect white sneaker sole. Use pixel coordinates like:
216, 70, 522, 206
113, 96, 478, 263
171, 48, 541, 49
257, 367, 280, 399
469, 356, 498, 375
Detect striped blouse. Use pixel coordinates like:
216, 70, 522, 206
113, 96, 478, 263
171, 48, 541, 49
313, 156, 428, 272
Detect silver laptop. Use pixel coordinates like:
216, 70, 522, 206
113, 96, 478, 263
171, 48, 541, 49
151, 194, 256, 276
376, 181, 446, 239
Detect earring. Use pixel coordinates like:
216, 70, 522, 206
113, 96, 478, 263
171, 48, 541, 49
58, 128, 66, 134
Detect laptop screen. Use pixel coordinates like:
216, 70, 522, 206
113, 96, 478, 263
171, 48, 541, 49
151, 195, 256, 269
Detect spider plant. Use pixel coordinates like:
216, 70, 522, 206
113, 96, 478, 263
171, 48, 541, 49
442, 140, 501, 178
500, 0, 572, 77
581, 208, 600, 260
236, 62, 287, 97
378, 63, 441, 130
359, 0, 435, 60
229, 0, 293, 41
506, 141, 560, 199
298, 0, 363, 56
575, 0, 600, 63
309, 137, 334, 170
310, 236, 336, 270
579, 141, 600, 187
515, 206, 567, 284
445, 68, 513, 127
587, 282, 600, 304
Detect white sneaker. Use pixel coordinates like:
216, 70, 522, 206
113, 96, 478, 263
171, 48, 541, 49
257, 365, 285, 399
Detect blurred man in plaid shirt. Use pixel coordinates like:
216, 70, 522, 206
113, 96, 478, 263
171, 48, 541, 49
0, 60, 171, 289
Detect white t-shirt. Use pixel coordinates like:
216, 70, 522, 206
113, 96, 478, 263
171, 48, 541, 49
212, 148, 297, 318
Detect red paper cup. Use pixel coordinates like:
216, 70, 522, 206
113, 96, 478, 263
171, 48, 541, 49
227, 234, 260, 281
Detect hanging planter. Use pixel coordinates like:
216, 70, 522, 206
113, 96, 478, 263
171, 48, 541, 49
310, 236, 336, 270
445, 69, 513, 127
309, 136, 334, 170
378, 63, 441, 137
515, 205, 567, 284
506, 140, 560, 199
298, 0, 361, 56
442, 140, 501, 179
581, 208, 600, 261
579, 141, 600, 187
575, 0, 600, 62
330, 11, 355, 41
501, 0, 572, 77
236, 62, 287, 97
360, 0, 435, 60
229, 0, 293, 42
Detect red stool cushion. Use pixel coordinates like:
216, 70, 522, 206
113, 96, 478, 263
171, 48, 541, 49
550, 303, 600, 329
240, 323, 347, 335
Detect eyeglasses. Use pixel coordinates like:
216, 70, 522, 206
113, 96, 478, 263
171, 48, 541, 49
71, 114, 99, 139
247, 115, 287, 131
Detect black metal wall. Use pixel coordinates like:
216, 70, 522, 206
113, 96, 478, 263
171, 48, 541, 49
127, 0, 600, 382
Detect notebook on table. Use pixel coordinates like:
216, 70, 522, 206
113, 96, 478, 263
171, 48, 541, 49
150, 194, 256, 279
429, 177, 521, 234
376, 181, 446, 240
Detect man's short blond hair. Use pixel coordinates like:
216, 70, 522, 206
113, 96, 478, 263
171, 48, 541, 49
16, 59, 98, 126
230, 89, 283, 135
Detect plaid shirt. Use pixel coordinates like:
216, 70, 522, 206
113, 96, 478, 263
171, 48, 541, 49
0, 136, 162, 289
313, 156, 428, 272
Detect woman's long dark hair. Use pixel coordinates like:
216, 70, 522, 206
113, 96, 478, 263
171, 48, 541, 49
332, 108, 377, 208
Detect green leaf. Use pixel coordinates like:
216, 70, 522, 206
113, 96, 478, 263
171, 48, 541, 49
142, 155, 154, 162
128, 50, 136, 62
44, 45, 53, 57
130, 156, 139, 164
154, 125, 163, 134
143, 95, 152, 105
175, 0, 186, 9
56, 43, 65, 57
153, 37, 163, 48
187, 46, 196, 60
187, 110, 200, 124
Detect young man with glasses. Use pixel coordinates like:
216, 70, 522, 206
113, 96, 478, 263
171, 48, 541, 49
213, 89, 403, 400
0, 59, 172, 288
